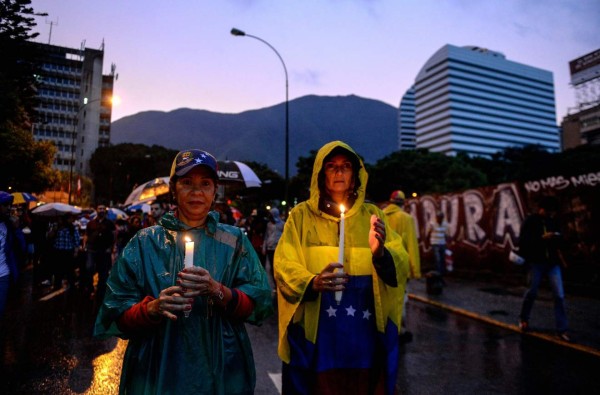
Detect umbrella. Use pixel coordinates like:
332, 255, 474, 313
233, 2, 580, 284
124, 177, 170, 206
127, 203, 151, 214
217, 161, 261, 188
31, 202, 82, 216
11, 192, 38, 205
107, 207, 128, 221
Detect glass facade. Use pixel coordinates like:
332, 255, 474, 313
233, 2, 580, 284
409, 45, 559, 156
398, 87, 416, 150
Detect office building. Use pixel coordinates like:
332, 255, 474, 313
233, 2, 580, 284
29, 41, 115, 177
408, 44, 559, 156
398, 87, 416, 150
561, 104, 600, 148
561, 49, 600, 149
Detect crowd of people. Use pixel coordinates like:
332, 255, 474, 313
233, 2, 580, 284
0, 141, 573, 394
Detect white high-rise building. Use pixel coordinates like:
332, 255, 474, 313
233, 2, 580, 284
398, 87, 416, 150
407, 44, 559, 156
29, 42, 115, 176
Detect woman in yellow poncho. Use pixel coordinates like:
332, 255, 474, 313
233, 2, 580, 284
274, 141, 409, 394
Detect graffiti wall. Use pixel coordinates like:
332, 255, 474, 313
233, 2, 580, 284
407, 171, 600, 291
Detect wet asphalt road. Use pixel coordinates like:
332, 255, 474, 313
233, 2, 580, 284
1, 269, 598, 394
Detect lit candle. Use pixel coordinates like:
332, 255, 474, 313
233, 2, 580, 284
336, 204, 345, 304
184, 236, 194, 318
184, 236, 194, 268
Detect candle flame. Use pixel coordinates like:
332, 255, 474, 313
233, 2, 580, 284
184, 236, 191, 242
340, 204, 345, 214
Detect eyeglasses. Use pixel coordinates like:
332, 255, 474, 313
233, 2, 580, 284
324, 161, 353, 174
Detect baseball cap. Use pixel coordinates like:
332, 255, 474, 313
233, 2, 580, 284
170, 149, 218, 180
0, 191, 14, 205
389, 190, 405, 203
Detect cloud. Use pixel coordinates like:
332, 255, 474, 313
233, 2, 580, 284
293, 69, 322, 87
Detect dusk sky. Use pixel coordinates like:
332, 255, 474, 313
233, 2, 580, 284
30, 0, 599, 123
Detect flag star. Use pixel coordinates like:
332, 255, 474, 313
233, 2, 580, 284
326, 306, 337, 317
362, 309, 372, 320
194, 158, 203, 164
345, 305, 356, 317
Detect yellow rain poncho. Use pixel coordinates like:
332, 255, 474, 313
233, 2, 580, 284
274, 141, 409, 394
383, 203, 421, 279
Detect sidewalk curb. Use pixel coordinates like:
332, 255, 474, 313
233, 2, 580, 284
408, 293, 600, 359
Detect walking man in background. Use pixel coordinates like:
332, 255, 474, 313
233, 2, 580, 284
84, 204, 115, 300
518, 196, 571, 342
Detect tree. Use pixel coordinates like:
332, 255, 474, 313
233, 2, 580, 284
367, 149, 487, 202
244, 161, 284, 202
0, 123, 56, 192
90, 144, 177, 205
0, 0, 46, 121
288, 149, 318, 204
0, 0, 55, 192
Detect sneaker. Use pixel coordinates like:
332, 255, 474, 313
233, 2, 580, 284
518, 320, 529, 332
557, 332, 572, 342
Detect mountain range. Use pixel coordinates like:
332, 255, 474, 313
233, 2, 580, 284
110, 94, 400, 175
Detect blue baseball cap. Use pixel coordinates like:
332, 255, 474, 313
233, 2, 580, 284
170, 149, 218, 180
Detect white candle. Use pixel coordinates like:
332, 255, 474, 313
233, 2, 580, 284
335, 204, 345, 304
184, 236, 194, 318
184, 236, 194, 268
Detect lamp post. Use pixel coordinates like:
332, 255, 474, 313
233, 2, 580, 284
230, 27, 289, 210
68, 96, 102, 205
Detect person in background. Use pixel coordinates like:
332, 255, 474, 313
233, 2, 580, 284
47, 213, 80, 290
0, 192, 25, 320
84, 204, 115, 299
15, 206, 34, 267
247, 209, 267, 268
214, 200, 235, 225
518, 196, 571, 342
382, 189, 421, 343
274, 141, 408, 395
149, 201, 166, 226
94, 149, 273, 394
262, 207, 284, 286
426, 210, 449, 278
114, 218, 130, 259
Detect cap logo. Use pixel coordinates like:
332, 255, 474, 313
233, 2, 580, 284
179, 151, 193, 165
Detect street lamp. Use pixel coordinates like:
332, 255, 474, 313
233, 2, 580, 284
230, 27, 289, 210
68, 96, 103, 205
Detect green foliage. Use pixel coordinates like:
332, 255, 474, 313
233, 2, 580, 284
89, 144, 177, 205
0, 0, 55, 192
288, 149, 318, 203
366, 149, 488, 202
0, 0, 46, 122
244, 161, 284, 202
90, 143, 600, 211
0, 119, 57, 192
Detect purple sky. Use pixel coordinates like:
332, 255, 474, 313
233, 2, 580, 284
30, 0, 600, 123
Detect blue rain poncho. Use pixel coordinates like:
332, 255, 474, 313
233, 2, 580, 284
94, 211, 274, 395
